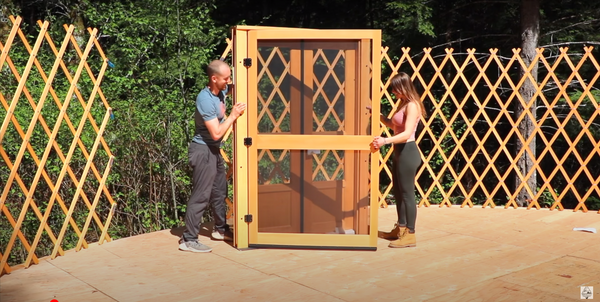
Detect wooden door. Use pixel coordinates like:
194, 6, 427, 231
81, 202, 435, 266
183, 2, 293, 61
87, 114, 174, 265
235, 27, 381, 249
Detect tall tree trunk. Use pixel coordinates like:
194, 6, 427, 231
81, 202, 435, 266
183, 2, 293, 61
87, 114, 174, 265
515, 0, 540, 206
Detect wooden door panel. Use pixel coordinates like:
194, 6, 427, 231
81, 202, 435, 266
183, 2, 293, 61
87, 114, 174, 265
304, 180, 345, 234
257, 184, 300, 233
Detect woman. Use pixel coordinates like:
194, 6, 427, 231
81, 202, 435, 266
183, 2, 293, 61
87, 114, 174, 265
372, 72, 426, 248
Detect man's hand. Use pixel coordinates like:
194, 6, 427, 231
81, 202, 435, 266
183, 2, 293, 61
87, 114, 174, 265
230, 103, 246, 119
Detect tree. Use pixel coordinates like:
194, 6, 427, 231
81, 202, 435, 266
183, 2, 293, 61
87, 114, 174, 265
515, 0, 540, 206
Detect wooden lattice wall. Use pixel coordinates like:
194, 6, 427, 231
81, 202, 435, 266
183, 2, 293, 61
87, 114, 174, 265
378, 47, 599, 213
219, 41, 600, 215
1, 16, 115, 275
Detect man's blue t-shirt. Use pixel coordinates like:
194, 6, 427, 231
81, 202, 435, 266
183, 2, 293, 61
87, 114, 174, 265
192, 86, 228, 147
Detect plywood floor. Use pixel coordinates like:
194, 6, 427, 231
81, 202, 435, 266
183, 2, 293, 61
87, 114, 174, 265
1, 205, 599, 302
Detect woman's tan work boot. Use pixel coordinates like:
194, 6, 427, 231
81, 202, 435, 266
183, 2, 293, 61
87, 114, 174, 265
389, 228, 416, 248
378, 223, 406, 240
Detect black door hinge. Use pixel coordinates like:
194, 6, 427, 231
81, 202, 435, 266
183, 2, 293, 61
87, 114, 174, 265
244, 214, 253, 223
244, 137, 252, 146
243, 58, 252, 67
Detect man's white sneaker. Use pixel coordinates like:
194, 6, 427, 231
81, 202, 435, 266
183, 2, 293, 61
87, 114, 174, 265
211, 228, 233, 241
179, 239, 212, 253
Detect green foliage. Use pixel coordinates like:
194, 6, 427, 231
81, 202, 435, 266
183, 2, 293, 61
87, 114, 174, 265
538, 187, 559, 208
586, 196, 600, 211
78, 0, 227, 237
384, 0, 435, 37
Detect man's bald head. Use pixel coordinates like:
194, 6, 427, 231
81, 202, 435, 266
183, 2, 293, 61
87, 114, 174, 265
206, 59, 231, 93
207, 60, 229, 78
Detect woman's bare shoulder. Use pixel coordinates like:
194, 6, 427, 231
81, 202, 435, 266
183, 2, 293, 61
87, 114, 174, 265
406, 101, 419, 113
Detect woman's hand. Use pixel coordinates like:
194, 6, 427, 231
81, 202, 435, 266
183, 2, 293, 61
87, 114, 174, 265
372, 136, 387, 149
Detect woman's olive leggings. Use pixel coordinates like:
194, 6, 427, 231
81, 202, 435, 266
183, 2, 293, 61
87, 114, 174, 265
391, 141, 421, 232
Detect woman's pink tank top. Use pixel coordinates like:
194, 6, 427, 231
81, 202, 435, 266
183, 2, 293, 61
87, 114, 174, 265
391, 106, 419, 141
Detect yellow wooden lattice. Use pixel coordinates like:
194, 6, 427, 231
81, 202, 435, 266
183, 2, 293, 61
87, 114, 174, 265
1, 16, 115, 275
380, 47, 600, 213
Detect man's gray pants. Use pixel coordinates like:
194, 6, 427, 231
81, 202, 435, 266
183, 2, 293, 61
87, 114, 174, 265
182, 142, 227, 242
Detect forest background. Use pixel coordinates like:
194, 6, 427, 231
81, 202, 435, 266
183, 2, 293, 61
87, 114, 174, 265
1, 0, 599, 265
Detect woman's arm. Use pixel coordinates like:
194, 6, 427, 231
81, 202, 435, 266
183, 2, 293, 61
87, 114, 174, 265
367, 105, 394, 128
380, 114, 394, 128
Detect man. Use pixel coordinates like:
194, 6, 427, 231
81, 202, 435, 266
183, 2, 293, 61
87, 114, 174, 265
179, 60, 246, 253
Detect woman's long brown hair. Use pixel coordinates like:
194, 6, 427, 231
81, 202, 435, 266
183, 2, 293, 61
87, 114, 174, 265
389, 72, 427, 118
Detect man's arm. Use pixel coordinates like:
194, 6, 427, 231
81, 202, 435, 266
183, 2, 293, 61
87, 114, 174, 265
205, 102, 246, 141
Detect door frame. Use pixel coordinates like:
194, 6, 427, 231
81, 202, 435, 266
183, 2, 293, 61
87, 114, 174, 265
232, 26, 381, 249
